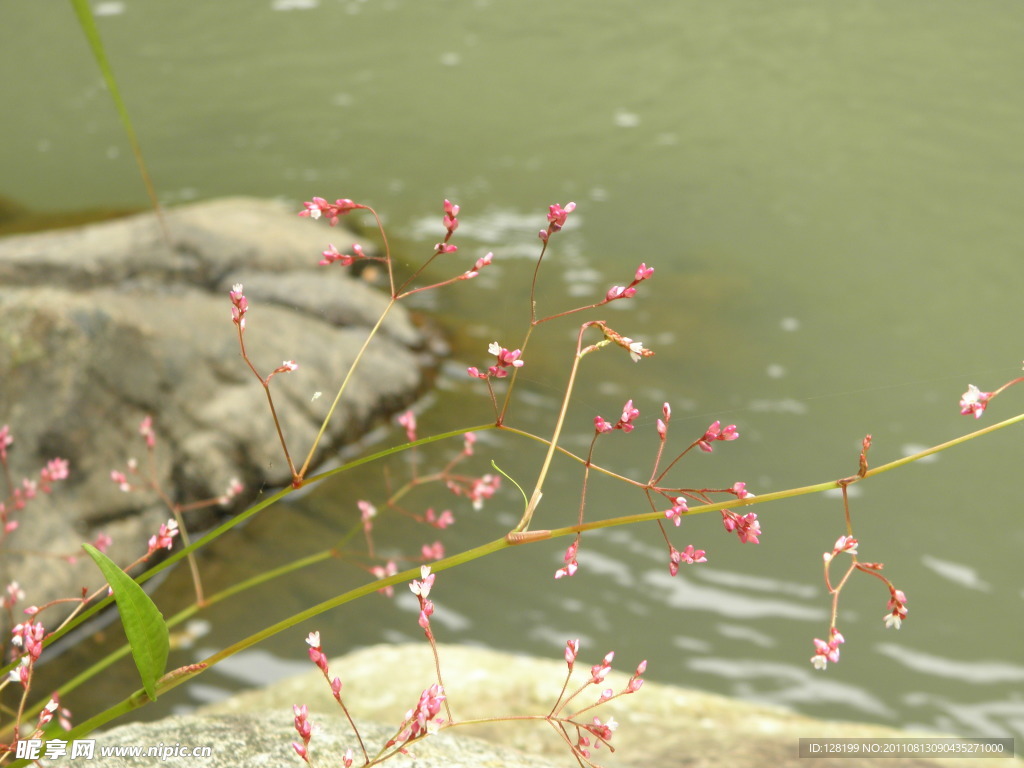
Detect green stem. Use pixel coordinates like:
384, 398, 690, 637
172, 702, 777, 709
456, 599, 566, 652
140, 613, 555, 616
297, 299, 397, 482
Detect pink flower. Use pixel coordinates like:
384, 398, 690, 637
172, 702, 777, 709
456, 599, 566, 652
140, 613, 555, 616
466, 474, 500, 510
371, 560, 399, 597
730, 481, 753, 499
627, 660, 647, 692
664, 497, 689, 527
111, 470, 131, 493
319, 243, 367, 266
146, 519, 179, 556
11, 620, 46, 661
39, 458, 69, 492
722, 510, 760, 544
605, 285, 636, 301
810, 628, 845, 670
139, 416, 156, 449
410, 566, 436, 631
409, 565, 435, 599
596, 400, 641, 435
698, 420, 739, 452
421, 541, 444, 560
306, 631, 329, 675
461, 252, 493, 280
555, 540, 579, 579
828, 535, 858, 560
91, 532, 113, 553
358, 501, 376, 537
398, 410, 417, 442
884, 589, 908, 629
3, 582, 25, 609
546, 202, 576, 233
619, 399, 640, 430
298, 197, 361, 225
635, 263, 655, 281
488, 342, 524, 376
469, 342, 525, 380
565, 638, 580, 667
218, 477, 244, 505
403, 683, 446, 740
589, 651, 614, 684
668, 544, 706, 575
0, 425, 12, 463
292, 703, 313, 763
424, 508, 455, 529
434, 242, 458, 255
229, 284, 247, 329
959, 384, 993, 418
442, 199, 459, 234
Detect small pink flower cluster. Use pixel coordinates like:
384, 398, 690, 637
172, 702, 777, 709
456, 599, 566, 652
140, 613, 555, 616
697, 420, 739, 452
467, 342, 524, 379
539, 201, 576, 242
397, 410, 417, 442
656, 402, 671, 438
146, 519, 179, 557
305, 631, 329, 677
460, 252, 493, 281
319, 242, 368, 267
558, 642, 645, 759
959, 384, 993, 419
298, 197, 362, 226
371, 560, 399, 597
823, 535, 858, 562
217, 477, 244, 506
9, 620, 46, 687
668, 544, 707, 575
721, 510, 761, 544
594, 399, 640, 434
663, 496, 689, 527
424, 508, 455, 529
37, 695, 72, 732
433, 198, 460, 255
445, 472, 501, 510
409, 565, 436, 632
810, 628, 845, 670
0, 426, 70, 533
605, 262, 655, 302
0, 424, 12, 463
589, 650, 614, 685
555, 540, 579, 579
229, 284, 247, 329
884, 588, 908, 629
291, 704, 313, 764
390, 683, 446, 745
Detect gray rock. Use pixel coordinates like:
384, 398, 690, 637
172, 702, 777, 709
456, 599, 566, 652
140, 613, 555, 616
201, 643, 1024, 768
40, 713, 562, 768
0, 198, 432, 630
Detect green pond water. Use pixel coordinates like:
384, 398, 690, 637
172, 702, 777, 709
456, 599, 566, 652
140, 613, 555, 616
3, 0, 1023, 744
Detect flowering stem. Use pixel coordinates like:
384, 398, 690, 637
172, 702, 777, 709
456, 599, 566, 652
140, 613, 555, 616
296, 298, 397, 483
513, 323, 597, 533
235, 323, 298, 480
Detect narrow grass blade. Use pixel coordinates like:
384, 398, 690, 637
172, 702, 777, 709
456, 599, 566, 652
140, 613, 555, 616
68, 0, 169, 244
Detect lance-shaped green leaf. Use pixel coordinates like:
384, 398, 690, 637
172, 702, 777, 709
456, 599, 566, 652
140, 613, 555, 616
83, 544, 169, 701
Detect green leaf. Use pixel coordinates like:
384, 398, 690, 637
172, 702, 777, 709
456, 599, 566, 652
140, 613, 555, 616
83, 544, 169, 701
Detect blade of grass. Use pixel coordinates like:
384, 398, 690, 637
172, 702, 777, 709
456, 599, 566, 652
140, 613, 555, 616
68, 0, 169, 245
